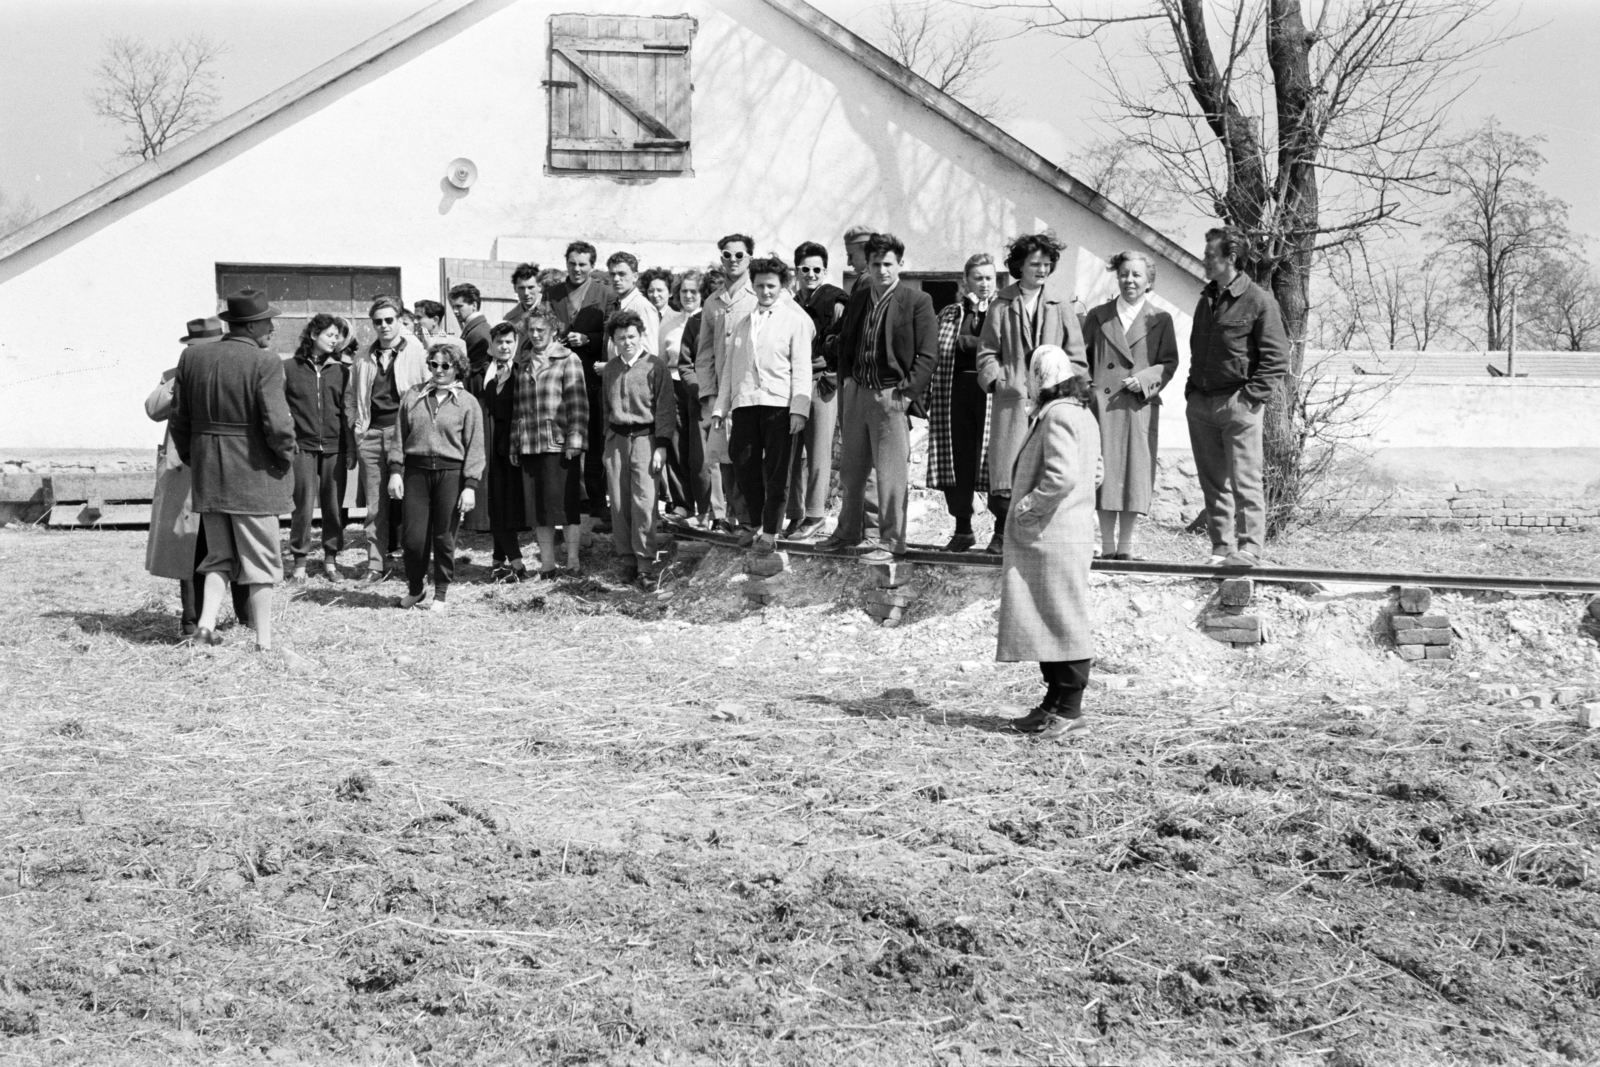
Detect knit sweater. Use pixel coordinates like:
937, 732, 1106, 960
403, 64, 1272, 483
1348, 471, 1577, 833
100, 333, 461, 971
600, 352, 676, 450
386, 384, 486, 488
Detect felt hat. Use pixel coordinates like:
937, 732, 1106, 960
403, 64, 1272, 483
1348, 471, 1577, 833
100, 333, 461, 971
218, 288, 282, 323
179, 316, 224, 343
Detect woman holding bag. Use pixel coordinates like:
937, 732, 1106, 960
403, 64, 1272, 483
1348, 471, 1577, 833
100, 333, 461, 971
995, 345, 1101, 740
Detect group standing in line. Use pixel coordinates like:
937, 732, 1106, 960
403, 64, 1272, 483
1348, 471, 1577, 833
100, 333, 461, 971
143, 224, 1288, 737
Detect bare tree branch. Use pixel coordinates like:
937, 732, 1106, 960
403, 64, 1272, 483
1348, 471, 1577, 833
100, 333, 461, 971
866, 1, 1014, 119
88, 34, 225, 163
0, 186, 40, 237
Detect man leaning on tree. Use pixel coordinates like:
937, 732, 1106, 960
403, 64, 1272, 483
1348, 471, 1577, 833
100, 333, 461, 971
1185, 226, 1290, 568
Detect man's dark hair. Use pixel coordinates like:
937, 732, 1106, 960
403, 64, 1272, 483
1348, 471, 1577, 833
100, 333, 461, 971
749, 256, 791, 287
413, 299, 445, 323
490, 321, 518, 341
1004, 232, 1065, 278
511, 262, 541, 286
565, 241, 598, 264
369, 295, 404, 320
447, 283, 481, 308
793, 241, 829, 268
865, 232, 906, 263
1204, 227, 1249, 268
717, 233, 755, 255
605, 309, 646, 339
607, 251, 639, 273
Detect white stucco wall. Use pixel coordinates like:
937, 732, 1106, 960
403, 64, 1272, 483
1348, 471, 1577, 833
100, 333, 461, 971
0, 0, 1202, 449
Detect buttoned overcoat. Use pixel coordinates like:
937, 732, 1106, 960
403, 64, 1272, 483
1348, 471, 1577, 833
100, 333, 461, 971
170, 335, 297, 515
1083, 299, 1180, 513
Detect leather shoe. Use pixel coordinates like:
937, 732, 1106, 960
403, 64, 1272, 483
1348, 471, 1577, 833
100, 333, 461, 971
1011, 702, 1057, 733
790, 517, 826, 541
185, 626, 222, 647
985, 532, 1004, 555
943, 532, 976, 552
737, 527, 757, 549
1037, 712, 1087, 740
1224, 549, 1259, 568
816, 535, 860, 554
861, 548, 895, 564
754, 533, 776, 554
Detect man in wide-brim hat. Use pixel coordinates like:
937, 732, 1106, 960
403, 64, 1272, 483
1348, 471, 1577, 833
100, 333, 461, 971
169, 288, 298, 650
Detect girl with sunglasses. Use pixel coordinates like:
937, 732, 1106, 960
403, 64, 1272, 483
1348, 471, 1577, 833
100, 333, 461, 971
386, 337, 485, 612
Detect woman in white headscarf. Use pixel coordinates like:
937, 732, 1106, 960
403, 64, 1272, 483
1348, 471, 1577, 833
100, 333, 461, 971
995, 344, 1102, 738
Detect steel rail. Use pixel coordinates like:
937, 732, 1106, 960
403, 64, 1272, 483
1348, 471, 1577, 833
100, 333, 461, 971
667, 524, 1600, 595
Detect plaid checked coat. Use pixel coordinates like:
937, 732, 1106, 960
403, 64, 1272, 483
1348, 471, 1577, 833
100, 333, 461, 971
511, 342, 589, 456
926, 297, 990, 492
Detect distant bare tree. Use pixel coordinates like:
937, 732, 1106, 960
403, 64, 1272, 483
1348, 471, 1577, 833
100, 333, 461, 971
1061, 139, 1182, 224
89, 34, 225, 163
0, 187, 39, 237
1524, 257, 1600, 352
868, 0, 1010, 119
981, 0, 1505, 533
1435, 119, 1574, 351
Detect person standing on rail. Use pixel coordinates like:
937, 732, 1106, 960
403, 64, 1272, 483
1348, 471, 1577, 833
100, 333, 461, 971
1186, 227, 1290, 568
996, 345, 1101, 739
926, 252, 1000, 552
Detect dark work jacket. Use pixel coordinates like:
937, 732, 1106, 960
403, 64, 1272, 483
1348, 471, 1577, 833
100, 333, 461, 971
834, 283, 940, 415
569, 303, 608, 382
282, 354, 349, 455
170, 335, 297, 515
1187, 271, 1290, 406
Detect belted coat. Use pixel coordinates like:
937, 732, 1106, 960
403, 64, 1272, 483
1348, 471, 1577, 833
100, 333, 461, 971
1082, 299, 1180, 513
169, 335, 297, 515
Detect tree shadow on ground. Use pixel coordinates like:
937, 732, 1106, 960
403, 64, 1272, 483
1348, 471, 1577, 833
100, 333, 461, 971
290, 586, 405, 611
795, 689, 1016, 735
43, 609, 188, 646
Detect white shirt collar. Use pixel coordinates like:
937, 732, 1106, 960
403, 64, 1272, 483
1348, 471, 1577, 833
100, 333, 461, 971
1116, 295, 1146, 331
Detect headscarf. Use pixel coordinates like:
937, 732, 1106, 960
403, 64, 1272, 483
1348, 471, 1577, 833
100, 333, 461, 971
1027, 344, 1079, 402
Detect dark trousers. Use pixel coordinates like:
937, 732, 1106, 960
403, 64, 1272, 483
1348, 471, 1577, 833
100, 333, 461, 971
1040, 660, 1093, 717
521, 452, 581, 527
730, 406, 794, 535
485, 453, 524, 564
401, 464, 463, 598
667, 378, 709, 516
181, 521, 250, 626
944, 368, 1004, 532
583, 379, 609, 518
289, 450, 346, 559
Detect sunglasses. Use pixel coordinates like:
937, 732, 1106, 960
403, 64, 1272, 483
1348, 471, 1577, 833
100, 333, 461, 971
426, 359, 455, 371
798, 266, 824, 275
720, 250, 748, 261
372, 316, 396, 325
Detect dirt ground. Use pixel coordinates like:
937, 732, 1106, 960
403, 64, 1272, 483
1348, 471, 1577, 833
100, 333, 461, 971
1, 523, 1598, 1066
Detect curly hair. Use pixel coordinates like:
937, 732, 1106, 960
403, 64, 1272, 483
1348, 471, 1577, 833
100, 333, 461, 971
425, 336, 471, 381
1108, 250, 1157, 289
748, 256, 791, 287
605, 309, 646, 339
294, 313, 348, 361
1004, 232, 1065, 278
638, 267, 675, 303
511, 262, 541, 287
671, 268, 707, 311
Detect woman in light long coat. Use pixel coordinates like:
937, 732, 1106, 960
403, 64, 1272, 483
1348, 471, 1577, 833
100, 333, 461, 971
976, 232, 1086, 555
996, 345, 1101, 739
1083, 251, 1180, 559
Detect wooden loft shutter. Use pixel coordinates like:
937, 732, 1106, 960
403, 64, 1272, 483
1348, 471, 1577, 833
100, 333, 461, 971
547, 14, 695, 174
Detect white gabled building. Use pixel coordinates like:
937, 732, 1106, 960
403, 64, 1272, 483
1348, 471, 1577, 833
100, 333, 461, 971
0, 0, 1204, 449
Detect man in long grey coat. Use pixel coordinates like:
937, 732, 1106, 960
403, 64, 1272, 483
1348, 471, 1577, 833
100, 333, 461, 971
170, 288, 297, 650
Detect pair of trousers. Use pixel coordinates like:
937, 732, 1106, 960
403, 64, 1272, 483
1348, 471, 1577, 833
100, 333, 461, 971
400, 465, 462, 598
700, 412, 748, 525
357, 426, 400, 564
835, 378, 910, 551
786, 389, 835, 521
604, 432, 657, 564
1186, 391, 1266, 555
943, 368, 992, 523
520, 452, 581, 528
485, 453, 524, 564
289, 450, 346, 559
729, 406, 795, 535
667, 378, 710, 516
582, 378, 610, 517
1040, 660, 1093, 717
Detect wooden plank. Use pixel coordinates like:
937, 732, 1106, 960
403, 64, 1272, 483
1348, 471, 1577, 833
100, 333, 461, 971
555, 47, 676, 139
551, 36, 688, 53
48, 471, 158, 502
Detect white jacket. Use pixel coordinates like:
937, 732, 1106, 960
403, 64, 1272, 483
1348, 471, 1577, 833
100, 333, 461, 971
714, 298, 814, 419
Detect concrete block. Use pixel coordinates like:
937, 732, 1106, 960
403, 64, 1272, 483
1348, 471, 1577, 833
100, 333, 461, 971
1576, 704, 1600, 729
1391, 615, 1419, 631
1414, 613, 1451, 629
1395, 629, 1451, 646
1204, 612, 1260, 633
1219, 578, 1254, 607
870, 560, 916, 588
1206, 628, 1260, 644
864, 587, 920, 610
1396, 645, 1425, 661
1554, 687, 1586, 706
744, 578, 782, 601
745, 551, 789, 577
1521, 691, 1554, 709
1397, 586, 1432, 613
1423, 645, 1454, 660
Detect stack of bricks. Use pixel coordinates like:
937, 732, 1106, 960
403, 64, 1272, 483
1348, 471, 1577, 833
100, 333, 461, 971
1390, 585, 1453, 663
1200, 578, 1262, 648
863, 561, 918, 627
743, 551, 788, 608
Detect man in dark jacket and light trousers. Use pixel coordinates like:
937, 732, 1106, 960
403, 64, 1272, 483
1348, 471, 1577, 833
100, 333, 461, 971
1186, 227, 1290, 568
170, 288, 298, 649
817, 233, 938, 563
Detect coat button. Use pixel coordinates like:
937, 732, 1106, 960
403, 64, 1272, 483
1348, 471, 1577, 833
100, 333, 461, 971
1103, 386, 1111, 393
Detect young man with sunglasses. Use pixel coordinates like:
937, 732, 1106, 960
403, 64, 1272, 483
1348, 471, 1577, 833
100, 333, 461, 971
345, 295, 426, 581
782, 241, 849, 540
694, 234, 756, 532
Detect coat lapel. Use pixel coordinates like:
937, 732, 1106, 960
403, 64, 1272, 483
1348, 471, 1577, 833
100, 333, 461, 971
1101, 305, 1133, 361
1125, 307, 1154, 353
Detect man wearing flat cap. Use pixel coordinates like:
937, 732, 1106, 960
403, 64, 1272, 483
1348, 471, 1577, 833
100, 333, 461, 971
169, 288, 297, 651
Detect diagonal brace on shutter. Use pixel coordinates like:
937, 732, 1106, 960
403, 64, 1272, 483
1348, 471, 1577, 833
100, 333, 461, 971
555, 46, 678, 141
